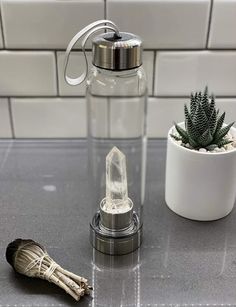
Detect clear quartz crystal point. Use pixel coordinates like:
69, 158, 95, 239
105, 146, 129, 213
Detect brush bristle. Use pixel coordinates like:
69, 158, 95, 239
6, 238, 45, 268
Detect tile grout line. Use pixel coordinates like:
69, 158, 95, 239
54, 50, 60, 95
104, 0, 107, 19
0, 1, 5, 48
8, 98, 15, 139
152, 51, 157, 96
206, 0, 214, 49
2, 95, 236, 100
0, 48, 93, 52
2, 48, 236, 52
0, 95, 86, 99
1, 137, 88, 141
0, 48, 236, 53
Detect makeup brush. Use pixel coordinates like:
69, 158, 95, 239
6, 238, 92, 301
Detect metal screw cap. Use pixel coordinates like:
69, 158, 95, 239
92, 32, 142, 71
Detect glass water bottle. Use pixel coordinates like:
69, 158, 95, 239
64, 21, 147, 255
87, 30, 147, 255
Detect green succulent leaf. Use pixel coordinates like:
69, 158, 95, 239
203, 86, 208, 96
186, 116, 200, 141
184, 104, 200, 140
170, 134, 182, 141
190, 93, 196, 115
201, 87, 209, 117
188, 136, 199, 148
184, 104, 189, 120
209, 109, 217, 135
198, 91, 202, 102
218, 139, 233, 148
215, 112, 225, 135
193, 103, 208, 134
208, 95, 215, 117
174, 123, 189, 143
198, 129, 213, 147
214, 122, 235, 143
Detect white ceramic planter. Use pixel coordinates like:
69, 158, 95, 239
165, 123, 236, 221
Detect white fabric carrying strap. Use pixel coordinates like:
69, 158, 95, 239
64, 20, 120, 86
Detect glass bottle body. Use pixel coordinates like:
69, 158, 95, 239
87, 65, 147, 250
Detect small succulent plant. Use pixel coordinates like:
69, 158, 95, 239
171, 87, 235, 151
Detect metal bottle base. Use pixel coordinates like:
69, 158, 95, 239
90, 212, 142, 255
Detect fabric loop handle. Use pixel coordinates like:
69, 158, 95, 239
64, 20, 120, 86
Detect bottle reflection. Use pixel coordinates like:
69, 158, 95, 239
91, 249, 141, 307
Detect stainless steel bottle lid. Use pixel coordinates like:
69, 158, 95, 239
92, 32, 142, 71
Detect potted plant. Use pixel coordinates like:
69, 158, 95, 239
165, 87, 236, 221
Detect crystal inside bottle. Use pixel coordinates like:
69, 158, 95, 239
104, 146, 130, 213
100, 147, 134, 231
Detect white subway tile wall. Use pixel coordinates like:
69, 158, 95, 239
215, 99, 236, 125
142, 51, 154, 95
1, 0, 104, 49
209, 0, 236, 48
147, 98, 188, 138
154, 51, 236, 96
107, 0, 211, 49
0, 51, 57, 96
11, 98, 86, 138
0, 0, 235, 138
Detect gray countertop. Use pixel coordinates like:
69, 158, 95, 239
0, 140, 236, 307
